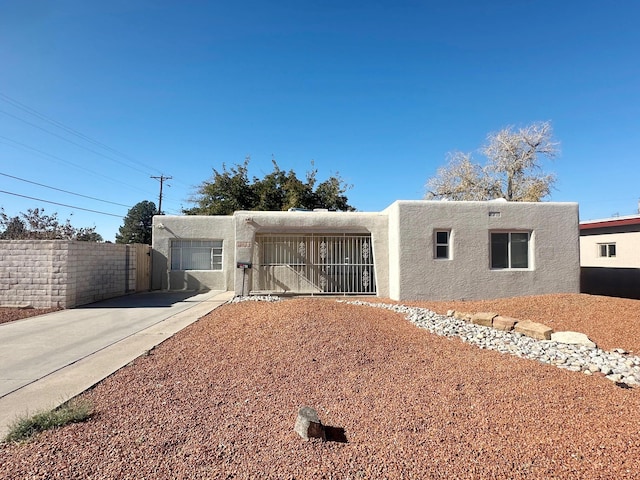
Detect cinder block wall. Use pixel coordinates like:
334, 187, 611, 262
0, 240, 62, 308
66, 242, 136, 307
0, 240, 139, 308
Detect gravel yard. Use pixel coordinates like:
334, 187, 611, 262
1, 294, 640, 478
0, 307, 59, 326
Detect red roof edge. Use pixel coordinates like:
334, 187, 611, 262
580, 216, 640, 230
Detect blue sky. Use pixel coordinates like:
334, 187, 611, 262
1, 0, 638, 241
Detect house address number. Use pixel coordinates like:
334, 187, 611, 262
236, 241, 252, 248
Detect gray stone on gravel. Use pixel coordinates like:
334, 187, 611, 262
294, 406, 326, 441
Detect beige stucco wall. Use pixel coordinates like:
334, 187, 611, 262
233, 210, 389, 297
152, 200, 580, 301
152, 215, 235, 291
384, 200, 580, 301
152, 211, 389, 295
580, 231, 640, 268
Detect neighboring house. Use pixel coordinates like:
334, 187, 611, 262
580, 214, 640, 299
151, 200, 580, 301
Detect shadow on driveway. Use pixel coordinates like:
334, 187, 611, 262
77, 290, 208, 309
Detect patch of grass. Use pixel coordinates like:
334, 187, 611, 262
3, 398, 93, 443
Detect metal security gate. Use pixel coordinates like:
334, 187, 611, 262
253, 234, 376, 295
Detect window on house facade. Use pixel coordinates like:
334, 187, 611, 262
170, 240, 223, 270
434, 230, 451, 259
490, 231, 530, 269
598, 243, 616, 258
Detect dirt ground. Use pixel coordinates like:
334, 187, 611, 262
1, 294, 640, 479
0, 307, 60, 325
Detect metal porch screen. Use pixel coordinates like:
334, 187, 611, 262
254, 234, 376, 295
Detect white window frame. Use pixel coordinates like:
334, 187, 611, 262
434, 230, 451, 260
170, 239, 223, 271
490, 231, 531, 270
598, 243, 616, 258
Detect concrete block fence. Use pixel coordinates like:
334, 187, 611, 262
0, 240, 146, 308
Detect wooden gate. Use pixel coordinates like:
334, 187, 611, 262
134, 244, 152, 292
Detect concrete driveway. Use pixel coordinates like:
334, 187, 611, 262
0, 289, 234, 438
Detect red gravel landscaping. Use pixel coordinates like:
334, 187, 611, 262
1, 295, 639, 479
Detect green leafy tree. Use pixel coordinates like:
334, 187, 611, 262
0, 215, 27, 239
184, 159, 257, 215
75, 229, 105, 242
185, 158, 354, 215
116, 201, 157, 244
425, 121, 559, 202
0, 208, 102, 241
314, 176, 353, 211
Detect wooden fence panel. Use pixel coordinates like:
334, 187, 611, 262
135, 244, 152, 292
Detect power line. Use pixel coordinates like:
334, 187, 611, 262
151, 175, 172, 214
0, 108, 153, 175
0, 136, 157, 197
0, 172, 132, 208
0, 94, 188, 208
0, 131, 185, 207
0, 92, 193, 204
0, 92, 162, 175
0, 190, 125, 217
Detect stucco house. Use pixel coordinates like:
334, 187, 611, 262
151, 200, 580, 301
580, 213, 640, 299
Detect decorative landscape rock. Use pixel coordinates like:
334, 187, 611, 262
551, 331, 597, 348
453, 311, 472, 321
513, 319, 553, 340
236, 297, 640, 388
492, 315, 517, 332
471, 312, 497, 327
294, 406, 326, 441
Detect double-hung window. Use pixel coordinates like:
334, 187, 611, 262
434, 230, 451, 259
490, 231, 530, 269
598, 243, 616, 258
171, 240, 223, 270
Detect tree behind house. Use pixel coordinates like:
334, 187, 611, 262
116, 201, 157, 244
425, 121, 559, 202
185, 158, 354, 215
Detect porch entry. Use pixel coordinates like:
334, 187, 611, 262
253, 233, 376, 295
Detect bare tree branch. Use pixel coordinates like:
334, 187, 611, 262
425, 121, 559, 202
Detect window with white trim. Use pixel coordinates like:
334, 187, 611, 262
490, 231, 530, 269
434, 230, 451, 259
170, 240, 223, 270
598, 243, 616, 258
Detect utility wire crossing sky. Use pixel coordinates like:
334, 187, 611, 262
0, 1, 639, 241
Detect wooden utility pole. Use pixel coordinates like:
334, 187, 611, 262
151, 175, 172, 214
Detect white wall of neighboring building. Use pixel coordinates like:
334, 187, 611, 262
579, 215, 640, 299
580, 231, 640, 268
